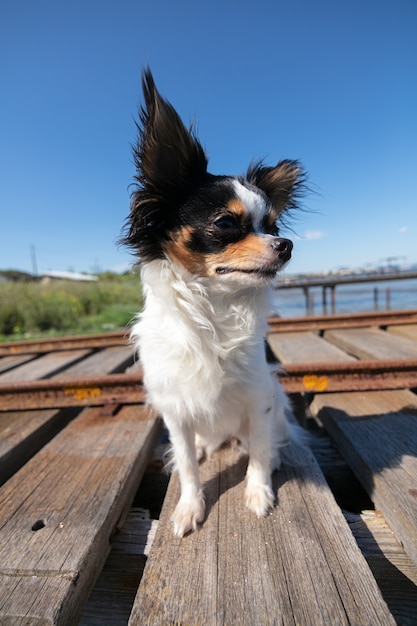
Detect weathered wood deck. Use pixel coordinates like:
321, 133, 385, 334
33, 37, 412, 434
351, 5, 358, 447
1, 311, 417, 624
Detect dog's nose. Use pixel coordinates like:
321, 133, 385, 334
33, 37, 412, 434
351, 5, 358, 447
271, 237, 293, 262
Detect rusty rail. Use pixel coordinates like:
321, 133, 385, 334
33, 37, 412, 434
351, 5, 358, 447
1, 309, 417, 410
0, 373, 145, 411
1, 309, 417, 356
0, 331, 128, 356
268, 308, 417, 333
281, 358, 417, 393
1, 359, 417, 410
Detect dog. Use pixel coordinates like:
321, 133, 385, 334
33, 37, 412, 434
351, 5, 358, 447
121, 69, 306, 537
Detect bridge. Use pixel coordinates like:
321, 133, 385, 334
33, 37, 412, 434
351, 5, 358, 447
275, 270, 417, 315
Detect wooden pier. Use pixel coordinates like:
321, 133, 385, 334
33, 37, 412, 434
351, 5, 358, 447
276, 269, 417, 315
0, 311, 417, 624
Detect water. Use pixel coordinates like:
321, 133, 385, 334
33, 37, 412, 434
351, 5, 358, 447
272, 277, 417, 318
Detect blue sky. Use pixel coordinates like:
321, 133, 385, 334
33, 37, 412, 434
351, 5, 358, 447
1, 0, 416, 276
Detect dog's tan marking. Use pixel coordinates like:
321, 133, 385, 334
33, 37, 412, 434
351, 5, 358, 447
226, 198, 247, 218
205, 233, 278, 275
164, 227, 206, 275
165, 227, 278, 278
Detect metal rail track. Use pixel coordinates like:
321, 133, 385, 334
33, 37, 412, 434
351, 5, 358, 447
0, 330, 129, 357
1, 358, 417, 410
0, 331, 129, 356
1, 309, 416, 356
268, 308, 417, 333
0, 372, 145, 411
1, 309, 417, 410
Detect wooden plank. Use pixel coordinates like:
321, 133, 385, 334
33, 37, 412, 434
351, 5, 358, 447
345, 510, 417, 625
0, 404, 161, 626
57, 346, 133, 378
0, 346, 136, 485
79, 508, 157, 626
268, 330, 356, 363
311, 389, 417, 567
347, 510, 417, 586
130, 446, 394, 625
0, 408, 76, 486
0, 350, 91, 382
0, 354, 37, 374
324, 327, 417, 360
387, 323, 417, 341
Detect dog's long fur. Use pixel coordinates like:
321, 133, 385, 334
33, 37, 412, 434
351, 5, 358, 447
121, 70, 306, 537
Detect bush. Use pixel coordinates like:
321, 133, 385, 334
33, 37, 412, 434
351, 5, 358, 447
29, 290, 84, 331
0, 304, 25, 335
0, 276, 142, 340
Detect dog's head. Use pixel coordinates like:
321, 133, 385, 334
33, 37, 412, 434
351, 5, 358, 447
122, 69, 305, 285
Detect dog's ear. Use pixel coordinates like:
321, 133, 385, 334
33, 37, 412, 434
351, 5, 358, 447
120, 70, 209, 258
136, 69, 208, 200
246, 159, 305, 216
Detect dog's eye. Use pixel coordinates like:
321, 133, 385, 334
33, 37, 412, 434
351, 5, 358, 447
269, 224, 280, 236
214, 214, 239, 230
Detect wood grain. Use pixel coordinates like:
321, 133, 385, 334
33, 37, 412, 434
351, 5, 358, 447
324, 327, 417, 360
0, 404, 161, 625
0, 346, 136, 485
0, 353, 37, 374
386, 323, 417, 341
58, 346, 133, 378
130, 446, 394, 625
268, 331, 356, 363
79, 508, 157, 625
345, 509, 417, 624
312, 389, 417, 567
0, 350, 91, 382
0, 408, 76, 486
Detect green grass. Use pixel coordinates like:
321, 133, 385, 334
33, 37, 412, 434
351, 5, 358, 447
0, 274, 142, 342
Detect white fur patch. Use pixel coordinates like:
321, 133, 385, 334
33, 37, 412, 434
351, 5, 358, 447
133, 259, 305, 537
232, 179, 267, 231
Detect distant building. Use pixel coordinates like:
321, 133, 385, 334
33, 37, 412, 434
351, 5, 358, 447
40, 270, 98, 283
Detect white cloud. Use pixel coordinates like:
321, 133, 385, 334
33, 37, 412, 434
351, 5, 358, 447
303, 230, 326, 240
399, 226, 408, 234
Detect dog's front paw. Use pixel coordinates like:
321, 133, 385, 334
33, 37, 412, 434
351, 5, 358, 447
171, 494, 205, 537
245, 482, 275, 517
